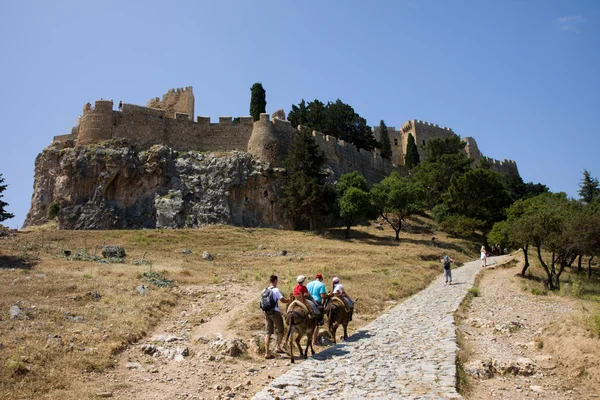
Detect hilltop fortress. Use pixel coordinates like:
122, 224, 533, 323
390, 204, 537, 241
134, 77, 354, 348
24, 86, 518, 229
53, 87, 518, 183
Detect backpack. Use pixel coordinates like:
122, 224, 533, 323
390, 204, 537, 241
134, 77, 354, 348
444, 261, 451, 270
260, 287, 277, 313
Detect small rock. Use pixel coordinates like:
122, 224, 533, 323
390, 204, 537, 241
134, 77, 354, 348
374, 223, 384, 230
126, 362, 145, 371
210, 334, 247, 357
95, 392, 113, 398
180, 249, 193, 254
141, 344, 157, 355
279, 250, 288, 256
9, 305, 25, 319
257, 244, 265, 250
136, 285, 150, 295
202, 251, 214, 261
87, 291, 101, 301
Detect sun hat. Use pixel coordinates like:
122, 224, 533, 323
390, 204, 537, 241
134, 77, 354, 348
296, 275, 306, 283
332, 277, 340, 283
315, 273, 323, 279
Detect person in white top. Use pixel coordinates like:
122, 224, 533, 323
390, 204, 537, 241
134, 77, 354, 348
332, 277, 354, 321
262, 275, 290, 359
481, 246, 487, 267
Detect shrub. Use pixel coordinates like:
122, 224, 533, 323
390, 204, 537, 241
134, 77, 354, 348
469, 286, 480, 297
48, 201, 60, 220
531, 288, 548, 296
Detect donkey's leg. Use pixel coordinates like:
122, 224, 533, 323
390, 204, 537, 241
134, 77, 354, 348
289, 331, 295, 363
343, 321, 348, 340
295, 332, 303, 359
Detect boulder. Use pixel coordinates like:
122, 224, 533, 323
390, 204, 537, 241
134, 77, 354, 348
210, 334, 248, 357
101, 246, 126, 259
202, 251, 214, 261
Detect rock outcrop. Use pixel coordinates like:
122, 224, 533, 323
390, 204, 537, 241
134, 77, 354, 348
24, 139, 288, 229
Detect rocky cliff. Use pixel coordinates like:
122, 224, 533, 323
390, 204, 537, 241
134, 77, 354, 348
24, 139, 288, 229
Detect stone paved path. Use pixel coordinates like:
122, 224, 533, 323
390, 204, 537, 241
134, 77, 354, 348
253, 256, 509, 400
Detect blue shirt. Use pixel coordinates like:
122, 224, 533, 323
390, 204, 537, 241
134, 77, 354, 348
306, 280, 327, 304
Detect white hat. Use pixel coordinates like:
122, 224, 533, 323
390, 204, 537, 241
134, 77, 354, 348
332, 277, 340, 283
296, 275, 306, 283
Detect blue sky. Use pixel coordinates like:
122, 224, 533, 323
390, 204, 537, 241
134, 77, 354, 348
0, 0, 598, 228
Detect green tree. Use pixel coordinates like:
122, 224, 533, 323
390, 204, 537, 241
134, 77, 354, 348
337, 172, 375, 239
288, 98, 377, 151
281, 130, 335, 230
0, 174, 14, 222
378, 120, 392, 160
500, 170, 549, 202
249, 82, 267, 121
440, 214, 484, 237
578, 169, 600, 204
404, 133, 420, 169
504, 193, 578, 289
442, 168, 512, 237
414, 136, 471, 207
371, 172, 424, 241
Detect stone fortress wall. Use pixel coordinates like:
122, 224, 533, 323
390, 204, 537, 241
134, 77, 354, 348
53, 86, 517, 183
375, 119, 518, 175
248, 114, 395, 184
55, 87, 255, 153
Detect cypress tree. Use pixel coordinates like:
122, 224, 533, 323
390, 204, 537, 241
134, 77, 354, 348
404, 133, 420, 168
249, 82, 267, 121
379, 120, 392, 159
0, 173, 14, 222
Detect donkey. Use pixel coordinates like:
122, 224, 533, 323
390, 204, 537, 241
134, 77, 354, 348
284, 300, 317, 363
324, 295, 352, 344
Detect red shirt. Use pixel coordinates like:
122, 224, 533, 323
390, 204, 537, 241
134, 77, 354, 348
293, 284, 309, 297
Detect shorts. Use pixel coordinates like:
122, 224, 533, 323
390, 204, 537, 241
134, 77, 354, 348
265, 311, 284, 335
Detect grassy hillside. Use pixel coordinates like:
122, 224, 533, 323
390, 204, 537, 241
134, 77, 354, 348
0, 218, 480, 399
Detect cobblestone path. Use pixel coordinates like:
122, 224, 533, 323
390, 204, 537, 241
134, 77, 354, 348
253, 256, 508, 400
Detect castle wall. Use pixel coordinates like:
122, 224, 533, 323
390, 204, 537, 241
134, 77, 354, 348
113, 104, 168, 148
147, 87, 194, 120
252, 115, 398, 185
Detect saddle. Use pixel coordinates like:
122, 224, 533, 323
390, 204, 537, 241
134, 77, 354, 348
288, 300, 310, 315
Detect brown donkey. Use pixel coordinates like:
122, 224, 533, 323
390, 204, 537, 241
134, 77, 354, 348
324, 296, 351, 344
284, 301, 317, 363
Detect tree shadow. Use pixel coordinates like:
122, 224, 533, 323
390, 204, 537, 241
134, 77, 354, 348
400, 237, 469, 254
0, 255, 37, 270
322, 228, 400, 247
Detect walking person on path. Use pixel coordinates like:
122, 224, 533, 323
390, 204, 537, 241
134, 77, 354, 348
260, 275, 290, 359
441, 255, 454, 285
481, 246, 487, 268
306, 273, 327, 346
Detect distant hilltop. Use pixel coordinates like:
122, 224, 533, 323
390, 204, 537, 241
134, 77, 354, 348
52, 86, 518, 180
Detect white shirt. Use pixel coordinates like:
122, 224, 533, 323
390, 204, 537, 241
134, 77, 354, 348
481, 251, 487, 259
269, 286, 283, 312
333, 283, 344, 294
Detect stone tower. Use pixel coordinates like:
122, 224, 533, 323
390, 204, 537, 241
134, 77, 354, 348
248, 113, 284, 166
147, 86, 194, 120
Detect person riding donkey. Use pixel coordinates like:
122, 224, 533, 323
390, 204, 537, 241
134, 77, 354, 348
331, 277, 354, 321
293, 275, 321, 318
306, 273, 327, 346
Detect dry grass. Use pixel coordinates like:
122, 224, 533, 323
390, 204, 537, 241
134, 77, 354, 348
0, 217, 480, 399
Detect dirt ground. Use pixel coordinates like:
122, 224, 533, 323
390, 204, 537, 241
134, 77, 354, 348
458, 257, 600, 400
0, 220, 478, 400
